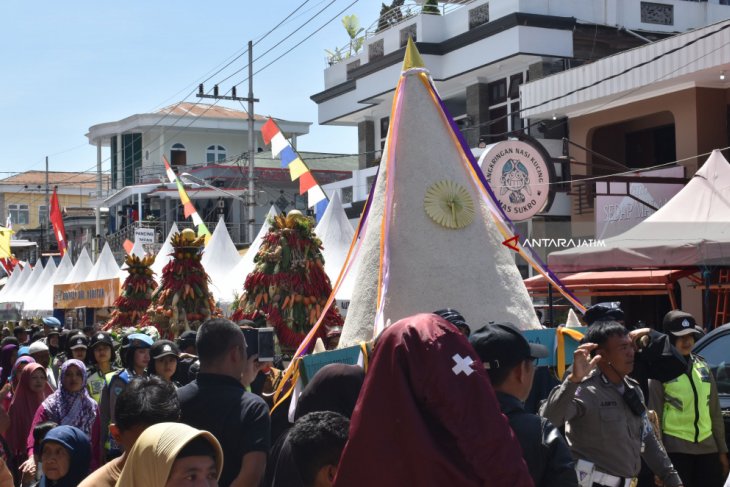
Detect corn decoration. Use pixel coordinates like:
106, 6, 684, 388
104, 254, 157, 331
141, 228, 221, 337
231, 210, 343, 352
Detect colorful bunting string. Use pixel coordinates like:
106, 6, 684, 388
261, 118, 329, 218
163, 156, 211, 238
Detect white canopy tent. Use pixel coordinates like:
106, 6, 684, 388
314, 192, 359, 301
23, 259, 57, 316
63, 248, 93, 284
0, 264, 22, 301
202, 217, 242, 305
14, 261, 43, 306
225, 206, 280, 299
85, 243, 121, 282
151, 223, 179, 281
1, 263, 33, 303
549, 150, 730, 271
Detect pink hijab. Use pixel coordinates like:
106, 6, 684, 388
6, 363, 51, 459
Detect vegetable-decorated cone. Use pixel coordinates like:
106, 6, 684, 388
230, 210, 344, 353
104, 254, 158, 331
141, 229, 222, 338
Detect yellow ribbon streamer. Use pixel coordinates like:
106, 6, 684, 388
556, 326, 585, 379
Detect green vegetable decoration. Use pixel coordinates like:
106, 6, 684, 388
231, 210, 344, 352
104, 254, 157, 331
141, 229, 221, 337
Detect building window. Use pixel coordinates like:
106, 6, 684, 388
206, 145, 227, 164
369, 39, 384, 62
171, 143, 187, 166
468, 4, 490, 30
640, 2, 673, 26
488, 79, 507, 106
8, 205, 29, 225
38, 205, 48, 226
483, 72, 527, 144
378, 116, 390, 158
400, 24, 417, 47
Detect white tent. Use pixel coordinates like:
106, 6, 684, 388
226, 206, 279, 296
51, 252, 74, 286
1, 263, 33, 303
85, 243, 120, 282
314, 193, 358, 301
130, 239, 147, 258
151, 223, 179, 280
549, 149, 730, 271
23, 258, 57, 315
15, 261, 43, 306
0, 265, 22, 301
202, 218, 242, 304
64, 248, 93, 284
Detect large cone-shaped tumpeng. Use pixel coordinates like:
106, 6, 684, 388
340, 40, 538, 346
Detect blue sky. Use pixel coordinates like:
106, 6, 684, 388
0, 1, 377, 175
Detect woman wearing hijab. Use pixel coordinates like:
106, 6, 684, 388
7, 363, 52, 474
333, 313, 534, 487
114, 422, 223, 487
2, 356, 36, 411
26, 360, 101, 472
30, 425, 91, 487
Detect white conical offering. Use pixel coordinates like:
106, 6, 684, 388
340, 41, 538, 346
151, 223, 179, 280
64, 248, 93, 284
565, 308, 582, 328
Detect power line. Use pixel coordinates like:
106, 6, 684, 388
238, 0, 361, 86
216, 0, 340, 87
253, 0, 314, 46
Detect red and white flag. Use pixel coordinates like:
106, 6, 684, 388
49, 188, 68, 255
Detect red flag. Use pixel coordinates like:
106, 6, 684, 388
261, 118, 279, 146
49, 188, 68, 255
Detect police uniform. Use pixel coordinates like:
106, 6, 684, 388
86, 332, 118, 403
541, 370, 681, 487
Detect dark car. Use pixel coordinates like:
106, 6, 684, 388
692, 323, 730, 447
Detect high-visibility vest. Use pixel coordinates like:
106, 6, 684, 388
662, 357, 713, 443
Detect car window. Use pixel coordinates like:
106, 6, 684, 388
696, 334, 730, 394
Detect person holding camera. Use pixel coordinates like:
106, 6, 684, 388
540, 321, 683, 487
648, 310, 728, 487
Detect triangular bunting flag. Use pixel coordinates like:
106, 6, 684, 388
307, 185, 327, 207
271, 133, 289, 157
288, 158, 308, 181
280, 146, 297, 168
299, 171, 317, 194
261, 118, 279, 145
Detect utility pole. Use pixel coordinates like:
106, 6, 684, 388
197, 40, 259, 243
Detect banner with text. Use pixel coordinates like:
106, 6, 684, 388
53, 278, 120, 309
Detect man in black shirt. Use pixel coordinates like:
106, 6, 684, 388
177, 318, 270, 487
470, 322, 578, 487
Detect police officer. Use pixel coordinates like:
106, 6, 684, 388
470, 322, 577, 487
541, 321, 683, 487
86, 331, 119, 403
648, 310, 728, 487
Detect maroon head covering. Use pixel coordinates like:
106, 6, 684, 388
6, 363, 51, 460
334, 313, 534, 487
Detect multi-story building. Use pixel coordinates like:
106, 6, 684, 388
314, 0, 730, 274
87, 103, 357, 255
0, 171, 110, 256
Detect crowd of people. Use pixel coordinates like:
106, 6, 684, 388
0, 304, 724, 486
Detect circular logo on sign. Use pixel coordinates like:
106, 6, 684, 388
477, 140, 553, 221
